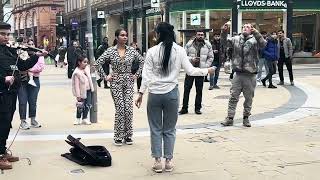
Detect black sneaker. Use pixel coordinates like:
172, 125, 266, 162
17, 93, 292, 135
213, 85, 220, 89
261, 79, 266, 87
114, 140, 123, 146
243, 116, 251, 127
97, 79, 102, 87
278, 81, 284, 85
124, 138, 133, 145
268, 84, 277, 89
178, 109, 188, 115
195, 109, 202, 115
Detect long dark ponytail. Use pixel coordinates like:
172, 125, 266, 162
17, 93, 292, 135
155, 22, 176, 76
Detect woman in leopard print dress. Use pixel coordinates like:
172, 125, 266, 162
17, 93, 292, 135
96, 29, 144, 146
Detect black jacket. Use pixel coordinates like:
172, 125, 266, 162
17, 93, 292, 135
0, 45, 38, 93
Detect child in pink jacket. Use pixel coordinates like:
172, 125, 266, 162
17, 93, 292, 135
71, 54, 94, 125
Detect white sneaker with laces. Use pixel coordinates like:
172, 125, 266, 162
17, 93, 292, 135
74, 118, 81, 125
82, 119, 91, 125
20, 120, 30, 130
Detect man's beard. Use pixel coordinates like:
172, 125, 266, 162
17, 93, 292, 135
196, 38, 204, 42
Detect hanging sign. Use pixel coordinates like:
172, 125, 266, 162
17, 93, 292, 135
151, 0, 160, 8
97, 11, 105, 19
190, 14, 201, 26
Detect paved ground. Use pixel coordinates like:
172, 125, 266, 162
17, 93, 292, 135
2, 64, 320, 180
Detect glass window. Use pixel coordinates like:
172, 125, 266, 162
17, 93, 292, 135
146, 15, 162, 49
170, 12, 183, 45
292, 12, 320, 54
209, 11, 231, 39
242, 12, 283, 33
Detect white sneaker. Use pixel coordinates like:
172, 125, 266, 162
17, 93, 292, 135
82, 119, 91, 125
74, 118, 81, 125
20, 120, 30, 130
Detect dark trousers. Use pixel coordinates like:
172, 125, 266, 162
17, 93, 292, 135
0, 93, 17, 155
182, 75, 204, 111
68, 66, 74, 79
262, 61, 277, 85
0, 112, 11, 154
278, 57, 294, 82
137, 77, 142, 91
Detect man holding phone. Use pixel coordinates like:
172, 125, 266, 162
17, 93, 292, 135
179, 30, 214, 115
220, 23, 267, 127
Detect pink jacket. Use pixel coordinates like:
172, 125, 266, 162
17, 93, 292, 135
71, 66, 94, 99
29, 56, 45, 77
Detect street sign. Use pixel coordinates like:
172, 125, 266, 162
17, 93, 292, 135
97, 11, 105, 19
151, 0, 160, 8
190, 14, 201, 26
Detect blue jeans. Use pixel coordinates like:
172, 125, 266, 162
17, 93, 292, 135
209, 63, 221, 86
18, 77, 40, 120
76, 90, 92, 119
147, 86, 179, 159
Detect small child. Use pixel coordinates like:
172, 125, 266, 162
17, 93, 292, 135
71, 54, 94, 125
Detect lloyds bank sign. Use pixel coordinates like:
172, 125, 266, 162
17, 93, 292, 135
239, 0, 288, 9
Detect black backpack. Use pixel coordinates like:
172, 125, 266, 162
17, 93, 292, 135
61, 135, 112, 167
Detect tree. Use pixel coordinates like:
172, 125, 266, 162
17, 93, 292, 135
0, 0, 11, 22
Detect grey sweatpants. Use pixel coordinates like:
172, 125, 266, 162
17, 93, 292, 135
227, 73, 256, 118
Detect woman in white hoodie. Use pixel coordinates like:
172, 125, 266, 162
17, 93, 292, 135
71, 54, 94, 125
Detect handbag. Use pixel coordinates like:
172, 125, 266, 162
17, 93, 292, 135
131, 59, 139, 74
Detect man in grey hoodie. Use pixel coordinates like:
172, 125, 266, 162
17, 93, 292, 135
220, 23, 267, 127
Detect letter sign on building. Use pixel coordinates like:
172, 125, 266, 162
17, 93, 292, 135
190, 14, 201, 26
240, 0, 287, 9
151, 0, 160, 8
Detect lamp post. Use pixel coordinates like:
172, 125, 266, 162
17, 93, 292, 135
86, 0, 98, 123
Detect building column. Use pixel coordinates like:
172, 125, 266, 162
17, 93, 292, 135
316, 14, 320, 52
232, 0, 239, 35
286, 0, 293, 40
182, 11, 186, 46
141, 8, 146, 53
205, 10, 210, 40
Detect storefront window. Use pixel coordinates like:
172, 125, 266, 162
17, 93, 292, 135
242, 11, 283, 33
292, 12, 320, 54
146, 15, 162, 49
170, 12, 183, 45
209, 11, 231, 38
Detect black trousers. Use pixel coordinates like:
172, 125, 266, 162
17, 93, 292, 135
262, 60, 277, 85
278, 57, 294, 82
0, 93, 17, 155
137, 77, 142, 91
182, 75, 204, 111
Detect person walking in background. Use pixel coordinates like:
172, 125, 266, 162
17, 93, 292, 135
18, 40, 45, 130
130, 42, 143, 92
96, 29, 144, 146
179, 29, 214, 115
66, 41, 82, 79
277, 30, 294, 86
209, 33, 223, 90
71, 54, 94, 125
220, 23, 267, 128
135, 22, 216, 173
256, 31, 269, 83
261, 31, 279, 89
95, 37, 110, 89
